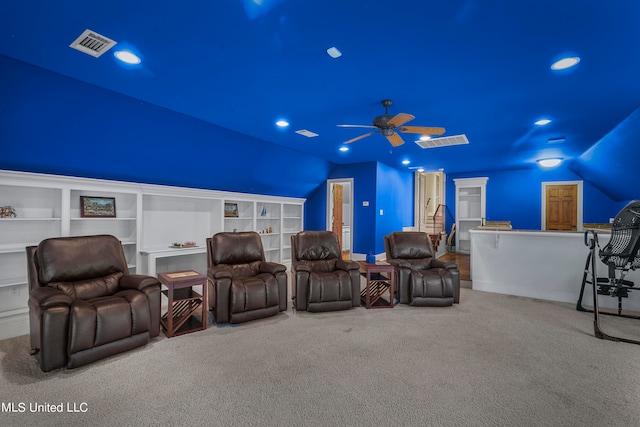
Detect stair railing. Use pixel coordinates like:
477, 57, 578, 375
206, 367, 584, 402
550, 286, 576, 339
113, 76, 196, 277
433, 204, 454, 235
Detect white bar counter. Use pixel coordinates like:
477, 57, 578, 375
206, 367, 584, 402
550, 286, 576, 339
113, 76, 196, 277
469, 227, 640, 312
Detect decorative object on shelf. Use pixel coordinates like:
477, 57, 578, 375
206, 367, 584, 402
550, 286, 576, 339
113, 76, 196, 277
80, 196, 116, 218
224, 202, 239, 218
261, 205, 267, 217
170, 241, 197, 248
0, 206, 16, 218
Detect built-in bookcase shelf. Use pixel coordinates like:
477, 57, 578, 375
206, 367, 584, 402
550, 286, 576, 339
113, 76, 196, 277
0, 170, 305, 340
454, 177, 488, 254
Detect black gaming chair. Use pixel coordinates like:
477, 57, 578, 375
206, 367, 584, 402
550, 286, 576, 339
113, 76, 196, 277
577, 200, 640, 344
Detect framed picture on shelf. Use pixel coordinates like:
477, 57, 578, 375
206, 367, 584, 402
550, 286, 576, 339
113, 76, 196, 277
80, 196, 116, 218
224, 202, 239, 218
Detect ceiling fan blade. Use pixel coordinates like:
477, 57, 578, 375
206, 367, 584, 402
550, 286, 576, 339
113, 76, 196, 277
387, 113, 415, 127
344, 132, 376, 144
399, 126, 446, 135
337, 124, 377, 128
386, 132, 405, 147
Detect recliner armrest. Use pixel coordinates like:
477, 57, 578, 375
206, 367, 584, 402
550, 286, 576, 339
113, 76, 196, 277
432, 260, 458, 270
292, 262, 311, 273
336, 259, 359, 271
29, 286, 73, 308
260, 262, 286, 274
208, 265, 233, 279
120, 274, 161, 291
387, 259, 411, 269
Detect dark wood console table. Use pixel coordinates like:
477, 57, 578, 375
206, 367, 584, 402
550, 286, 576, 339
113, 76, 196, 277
358, 261, 395, 309
158, 270, 207, 337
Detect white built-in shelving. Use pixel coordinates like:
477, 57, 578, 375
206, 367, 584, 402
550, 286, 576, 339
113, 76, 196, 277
0, 170, 305, 340
454, 177, 488, 254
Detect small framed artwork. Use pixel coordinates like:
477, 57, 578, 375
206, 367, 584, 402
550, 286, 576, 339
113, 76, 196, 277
80, 196, 117, 218
224, 202, 239, 218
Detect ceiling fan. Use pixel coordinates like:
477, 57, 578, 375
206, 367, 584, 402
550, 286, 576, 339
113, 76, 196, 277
337, 99, 445, 147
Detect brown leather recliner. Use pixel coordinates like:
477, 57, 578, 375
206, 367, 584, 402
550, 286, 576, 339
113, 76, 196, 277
291, 231, 360, 312
27, 235, 161, 372
207, 231, 287, 324
384, 231, 460, 307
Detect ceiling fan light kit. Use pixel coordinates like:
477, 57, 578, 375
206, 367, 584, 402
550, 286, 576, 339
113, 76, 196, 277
338, 99, 445, 147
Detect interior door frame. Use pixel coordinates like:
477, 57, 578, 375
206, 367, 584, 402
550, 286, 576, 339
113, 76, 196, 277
541, 180, 583, 231
326, 178, 354, 251
414, 170, 446, 232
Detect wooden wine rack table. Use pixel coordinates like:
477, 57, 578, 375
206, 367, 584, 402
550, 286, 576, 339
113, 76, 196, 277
158, 270, 207, 337
358, 261, 395, 309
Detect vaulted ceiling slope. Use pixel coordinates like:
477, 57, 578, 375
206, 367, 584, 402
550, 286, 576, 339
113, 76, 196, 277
571, 107, 640, 202
1, 1, 639, 195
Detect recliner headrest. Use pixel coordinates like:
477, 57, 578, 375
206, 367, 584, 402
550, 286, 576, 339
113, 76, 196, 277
387, 232, 433, 259
294, 231, 341, 261
36, 235, 127, 283
211, 232, 264, 265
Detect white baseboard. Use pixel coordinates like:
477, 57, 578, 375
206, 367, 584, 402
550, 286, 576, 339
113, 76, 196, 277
0, 312, 29, 341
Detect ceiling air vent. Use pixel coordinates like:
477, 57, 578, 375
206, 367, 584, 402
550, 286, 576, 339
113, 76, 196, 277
69, 29, 117, 58
415, 134, 469, 149
295, 129, 319, 138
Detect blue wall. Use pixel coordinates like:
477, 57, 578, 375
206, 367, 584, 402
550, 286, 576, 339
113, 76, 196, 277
5, 54, 631, 255
304, 161, 414, 255
0, 55, 330, 198
375, 162, 414, 252
447, 166, 628, 230
327, 162, 378, 255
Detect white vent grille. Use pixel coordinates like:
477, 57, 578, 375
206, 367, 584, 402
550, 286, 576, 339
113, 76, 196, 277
69, 29, 117, 58
415, 134, 469, 149
295, 129, 319, 138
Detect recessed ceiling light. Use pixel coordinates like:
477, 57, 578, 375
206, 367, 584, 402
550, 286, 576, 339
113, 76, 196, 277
339, 146, 349, 152
534, 118, 552, 126
551, 56, 580, 71
275, 120, 289, 128
418, 135, 432, 141
327, 47, 342, 58
417, 167, 425, 173
114, 50, 141, 65
537, 158, 562, 168
402, 160, 410, 165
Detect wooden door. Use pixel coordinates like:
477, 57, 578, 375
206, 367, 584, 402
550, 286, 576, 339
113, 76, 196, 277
545, 184, 577, 231
332, 184, 344, 249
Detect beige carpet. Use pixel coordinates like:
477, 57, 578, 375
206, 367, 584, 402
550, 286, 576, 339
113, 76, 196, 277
1, 288, 640, 426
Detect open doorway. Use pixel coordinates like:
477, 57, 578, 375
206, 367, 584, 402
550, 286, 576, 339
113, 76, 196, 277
414, 170, 449, 256
326, 178, 354, 259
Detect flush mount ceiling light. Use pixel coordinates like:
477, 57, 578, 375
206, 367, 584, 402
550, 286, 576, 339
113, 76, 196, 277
551, 56, 580, 71
537, 158, 562, 168
534, 118, 552, 126
275, 120, 289, 128
114, 50, 141, 65
326, 47, 342, 58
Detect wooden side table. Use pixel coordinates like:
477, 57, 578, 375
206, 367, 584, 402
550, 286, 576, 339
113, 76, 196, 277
358, 261, 395, 309
158, 270, 207, 337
